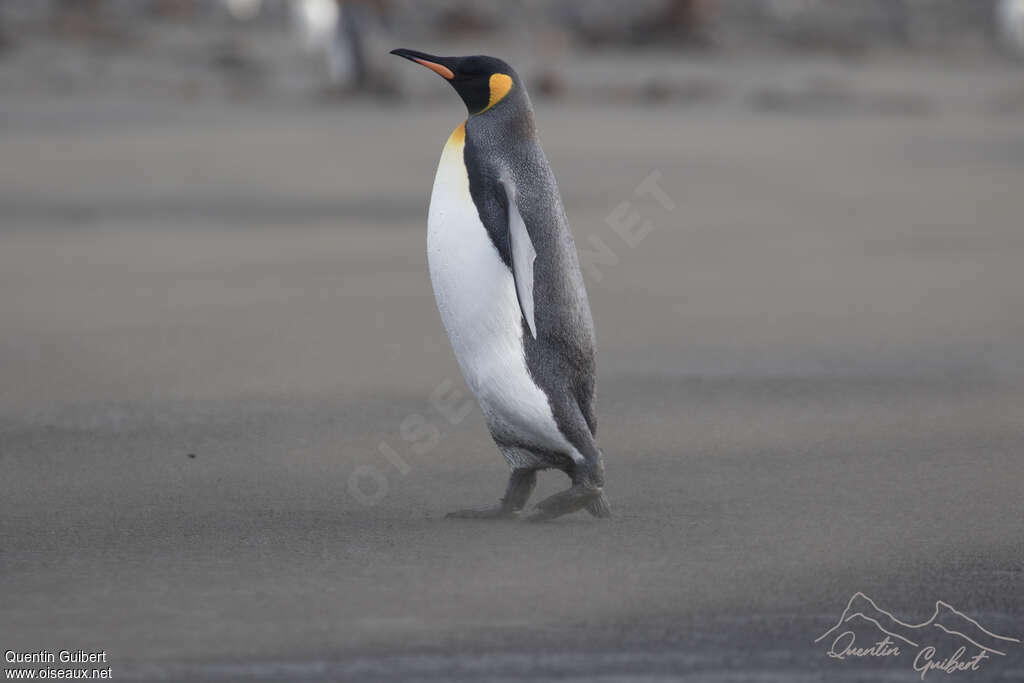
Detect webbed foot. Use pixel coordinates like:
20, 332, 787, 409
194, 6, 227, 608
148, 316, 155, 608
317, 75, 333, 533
446, 468, 537, 520
526, 484, 608, 522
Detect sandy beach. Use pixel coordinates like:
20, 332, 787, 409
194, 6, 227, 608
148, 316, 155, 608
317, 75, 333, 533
2, 54, 1023, 680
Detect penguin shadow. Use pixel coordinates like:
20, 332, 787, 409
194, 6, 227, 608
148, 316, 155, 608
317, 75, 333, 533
435, 463, 613, 523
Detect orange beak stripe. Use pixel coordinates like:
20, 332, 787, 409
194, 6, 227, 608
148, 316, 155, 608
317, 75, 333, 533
412, 58, 454, 80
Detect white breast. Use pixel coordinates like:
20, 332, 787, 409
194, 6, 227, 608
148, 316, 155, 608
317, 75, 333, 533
426, 123, 581, 463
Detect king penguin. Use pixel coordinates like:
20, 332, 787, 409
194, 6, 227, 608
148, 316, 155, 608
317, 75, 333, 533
391, 49, 610, 522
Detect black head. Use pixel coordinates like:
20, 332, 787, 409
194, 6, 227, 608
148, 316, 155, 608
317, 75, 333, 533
390, 49, 518, 116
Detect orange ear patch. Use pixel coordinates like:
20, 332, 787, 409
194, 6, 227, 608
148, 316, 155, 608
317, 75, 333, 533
478, 73, 513, 114
413, 58, 454, 80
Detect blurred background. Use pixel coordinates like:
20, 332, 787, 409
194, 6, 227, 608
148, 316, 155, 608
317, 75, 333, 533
2, 2, 1023, 681
3, 0, 1024, 414
3, 1, 1024, 101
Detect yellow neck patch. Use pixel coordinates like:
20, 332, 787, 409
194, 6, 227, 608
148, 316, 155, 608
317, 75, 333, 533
477, 73, 513, 114
447, 121, 466, 147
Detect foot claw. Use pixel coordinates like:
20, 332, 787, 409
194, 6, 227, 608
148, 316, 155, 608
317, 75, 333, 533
585, 493, 613, 518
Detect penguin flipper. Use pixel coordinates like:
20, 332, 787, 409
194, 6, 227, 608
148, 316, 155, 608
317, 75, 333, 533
500, 177, 538, 338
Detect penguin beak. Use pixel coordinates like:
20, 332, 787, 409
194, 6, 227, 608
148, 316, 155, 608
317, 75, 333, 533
390, 48, 456, 80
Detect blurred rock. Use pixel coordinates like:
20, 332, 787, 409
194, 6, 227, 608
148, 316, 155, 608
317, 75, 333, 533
532, 68, 567, 99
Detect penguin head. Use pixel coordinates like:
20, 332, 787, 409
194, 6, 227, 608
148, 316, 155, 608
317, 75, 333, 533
391, 49, 518, 116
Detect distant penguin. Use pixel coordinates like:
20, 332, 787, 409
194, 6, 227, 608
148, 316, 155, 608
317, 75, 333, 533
391, 49, 610, 521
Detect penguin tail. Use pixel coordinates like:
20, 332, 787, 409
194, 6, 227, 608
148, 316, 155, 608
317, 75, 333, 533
584, 492, 612, 519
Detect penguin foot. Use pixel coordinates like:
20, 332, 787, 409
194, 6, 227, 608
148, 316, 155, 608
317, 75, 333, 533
447, 468, 538, 520
584, 492, 612, 518
446, 504, 519, 520
526, 484, 606, 522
